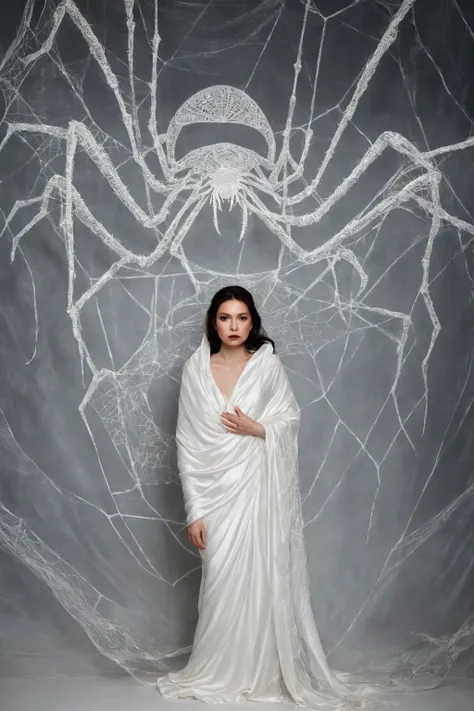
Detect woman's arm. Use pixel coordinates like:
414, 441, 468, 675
220, 405, 266, 438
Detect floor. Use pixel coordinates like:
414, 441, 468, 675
0, 674, 473, 711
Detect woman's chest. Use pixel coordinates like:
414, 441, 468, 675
210, 360, 249, 400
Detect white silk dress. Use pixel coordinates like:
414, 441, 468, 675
157, 335, 392, 709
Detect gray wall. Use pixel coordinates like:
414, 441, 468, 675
0, 0, 473, 685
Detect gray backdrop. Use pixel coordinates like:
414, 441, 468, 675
0, 0, 473, 687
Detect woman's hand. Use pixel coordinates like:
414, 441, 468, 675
221, 405, 266, 439
188, 518, 207, 550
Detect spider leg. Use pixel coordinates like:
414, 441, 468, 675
243, 188, 369, 306
268, 138, 443, 422
123, 0, 169, 232
282, 131, 439, 220
1, 120, 167, 201
22, 0, 170, 187
244, 173, 282, 205
2, 175, 147, 364
2, 126, 204, 327
272, 126, 313, 191
2, 123, 142, 311
3, 180, 211, 375
254, 168, 439, 437
312, 0, 416, 195
124, 0, 142, 153
53, 192, 211, 358
169, 194, 210, 261
148, 0, 171, 181
243, 190, 314, 264
0, 121, 173, 240
1, 175, 134, 376
270, 0, 311, 182
166, 190, 210, 289
274, 0, 415, 196
110, 185, 210, 272
244, 173, 432, 264
409, 173, 443, 433
3, 175, 152, 269
2, 125, 205, 277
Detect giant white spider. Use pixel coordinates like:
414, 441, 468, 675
1, 0, 473, 402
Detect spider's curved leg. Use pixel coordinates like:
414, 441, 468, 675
1, 176, 133, 376
244, 173, 282, 206
243, 190, 316, 265
410, 173, 443, 431
0, 121, 173, 245
123, 0, 170, 229
1, 194, 47, 258
245, 173, 432, 267
270, 0, 312, 183
2, 175, 150, 371
310, 0, 416, 196
130, 186, 211, 273
304, 174, 432, 256
123, 0, 143, 154
274, 164, 442, 424
3, 164, 193, 352
249, 174, 434, 446
147, 0, 171, 181
272, 126, 314, 191
167, 191, 210, 291
289, 171, 439, 436
63, 167, 207, 281
3, 174, 191, 274
0, 121, 67, 155
22, 0, 170, 187
168, 194, 210, 261
283, 131, 437, 219
412, 189, 474, 420
274, 0, 416, 195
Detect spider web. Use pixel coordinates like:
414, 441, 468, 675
0, 0, 474, 686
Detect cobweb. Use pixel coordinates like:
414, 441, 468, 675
0, 0, 474, 687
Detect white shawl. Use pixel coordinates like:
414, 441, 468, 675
174, 335, 393, 709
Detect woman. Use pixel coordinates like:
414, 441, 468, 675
157, 286, 388, 709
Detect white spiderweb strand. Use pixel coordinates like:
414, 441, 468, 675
0, 0, 473, 684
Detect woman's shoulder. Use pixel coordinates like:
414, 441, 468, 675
268, 351, 292, 380
268, 349, 282, 364
179, 354, 194, 376
265, 350, 286, 375
182, 354, 195, 372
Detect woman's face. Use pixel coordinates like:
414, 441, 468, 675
214, 299, 253, 347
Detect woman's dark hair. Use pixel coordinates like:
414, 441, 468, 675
205, 285, 275, 355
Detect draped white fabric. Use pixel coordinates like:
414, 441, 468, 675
157, 336, 394, 709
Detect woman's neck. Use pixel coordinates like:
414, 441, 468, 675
217, 343, 249, 363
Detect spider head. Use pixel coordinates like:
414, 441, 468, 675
211, 167, 242, 210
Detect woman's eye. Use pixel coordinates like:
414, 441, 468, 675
219, 315, 247, 321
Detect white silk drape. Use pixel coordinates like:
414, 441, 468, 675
157, 336, 395, 709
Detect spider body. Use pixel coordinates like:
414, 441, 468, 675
172, 142, 275, 233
